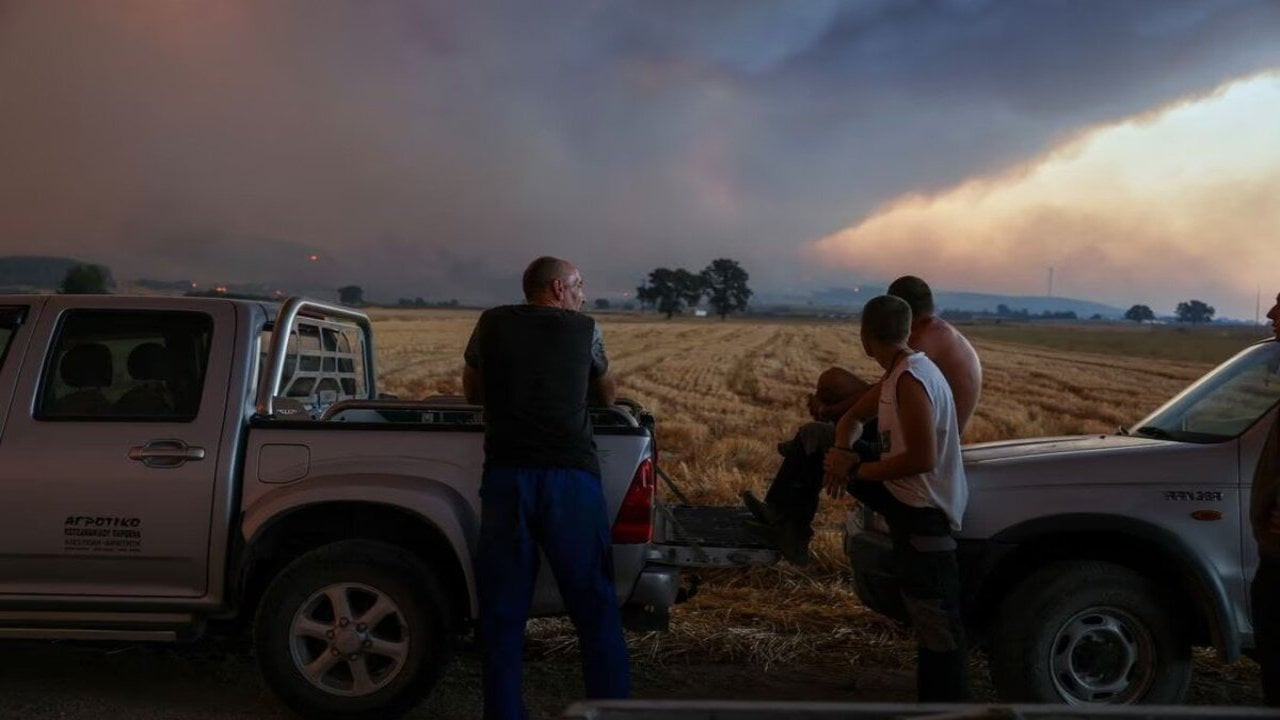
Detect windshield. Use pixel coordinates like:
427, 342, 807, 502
1133, 340, 1280, 443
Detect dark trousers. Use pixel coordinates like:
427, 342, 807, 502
475, 466, 631, 720
764, 418, 881, 534
1254, 553, 1280, 706
848, 480, 970, 702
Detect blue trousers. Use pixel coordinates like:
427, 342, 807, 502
475, 466, 631, 720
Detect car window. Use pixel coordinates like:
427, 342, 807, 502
1134, 340, 1280, 443
38, 310, 213, 422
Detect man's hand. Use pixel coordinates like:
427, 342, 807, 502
823, 447, 860, 499
806, 392, 823, 421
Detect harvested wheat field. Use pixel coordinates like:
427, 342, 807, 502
370, 308, 1267, 715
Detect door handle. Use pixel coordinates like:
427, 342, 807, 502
128, 439, 206, 468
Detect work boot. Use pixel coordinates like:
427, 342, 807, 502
742, 490, 782, 526
777, 521, 813, 566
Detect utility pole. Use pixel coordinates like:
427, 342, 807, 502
1257, 285, 1262, 326
1047, 267, 1054, 298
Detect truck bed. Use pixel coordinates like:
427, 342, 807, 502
649, 504, 781, 568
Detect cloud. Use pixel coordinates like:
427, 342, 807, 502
809, 73, 1280, 319
0, 1, 1277, 303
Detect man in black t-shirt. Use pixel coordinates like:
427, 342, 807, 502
463, 256, 629, 720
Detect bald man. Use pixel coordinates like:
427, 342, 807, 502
464, 256, 629, 719
742, 366, 877, 564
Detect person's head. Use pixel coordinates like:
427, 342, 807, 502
808, 366, 869, 421
860, 294, 912, 359
1267, 292, 1280, 341
887, 275, 934, 321
523, 256, 586, 311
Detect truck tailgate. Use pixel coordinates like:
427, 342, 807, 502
649, 504, 781, 567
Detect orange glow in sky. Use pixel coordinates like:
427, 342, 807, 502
809, 72, 1280, 319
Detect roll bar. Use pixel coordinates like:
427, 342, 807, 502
254, 297, 377, 417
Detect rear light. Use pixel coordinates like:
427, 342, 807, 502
612, 457, 655, 544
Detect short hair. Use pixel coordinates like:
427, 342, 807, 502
816, 367, 867, 406
522, 256, 569, 300
861, 295, 912, 344
887, 275, 934, 317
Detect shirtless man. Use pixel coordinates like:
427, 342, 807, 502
819, 275, 981, 436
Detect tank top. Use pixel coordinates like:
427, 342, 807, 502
878, 352, 968, 531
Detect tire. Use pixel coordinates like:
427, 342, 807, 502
254, 540, 452, 720
989, 561, 1191, 705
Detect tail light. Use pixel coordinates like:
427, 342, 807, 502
612, 457, 655, 544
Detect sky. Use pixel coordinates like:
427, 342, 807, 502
1, 1, 1277, 315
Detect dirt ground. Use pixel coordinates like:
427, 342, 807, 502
0, 614, 1264, 720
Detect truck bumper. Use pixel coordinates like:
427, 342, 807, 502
621, 565, 681, 632
628, 565, 680, 608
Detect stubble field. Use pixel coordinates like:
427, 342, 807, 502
370, 308, 1266, 714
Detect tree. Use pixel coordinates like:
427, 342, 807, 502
674, 268, 706, 310
59, 264, 111, 294
636, 268, 704, 319
701, 258, 752, 320
1175, 299, 1214, 324
1124, 304, 1155, 323
593, 298, 611, 310
338, 285, 364, 306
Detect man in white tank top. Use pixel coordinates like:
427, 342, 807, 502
823, 294, 969, 702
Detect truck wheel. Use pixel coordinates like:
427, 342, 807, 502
989, 561, 1190, 705
255, 540, 452, 720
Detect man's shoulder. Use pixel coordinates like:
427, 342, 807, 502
480, 304, 523, 318
912, 317, 973, 354
481, 304, 595, 331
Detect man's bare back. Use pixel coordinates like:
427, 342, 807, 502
910, 316, 981, 434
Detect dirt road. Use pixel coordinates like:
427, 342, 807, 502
0, 630, 1263, 720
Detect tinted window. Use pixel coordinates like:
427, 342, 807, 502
39, 311, 213, 421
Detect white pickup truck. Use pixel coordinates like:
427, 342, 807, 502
847, 337, 1278, 706
0, 294, 778, 719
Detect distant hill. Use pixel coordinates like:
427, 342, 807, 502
0, 256, 115, 290
767, 286, 1125, 319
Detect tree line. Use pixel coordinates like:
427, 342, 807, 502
46, 261, 1223, 327
1124, 300, 1215, 324
635, 258, 752, 320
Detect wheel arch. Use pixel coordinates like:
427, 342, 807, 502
971, 513, 1238, 662
236, 501, 473, 632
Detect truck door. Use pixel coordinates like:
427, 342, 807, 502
0, 300, 234, 598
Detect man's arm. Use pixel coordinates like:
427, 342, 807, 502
857, 373, 936, 480
463, 365, 483, 404
822, 387, 880, 496
587, 320, 616, 406
589, 372, 617, 406
820, 391, 861, 421
833, 383, 879, 448
462, 318, 483, 404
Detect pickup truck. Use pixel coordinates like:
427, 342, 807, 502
846, 337, 1279, 706
0, 294, 778, 719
